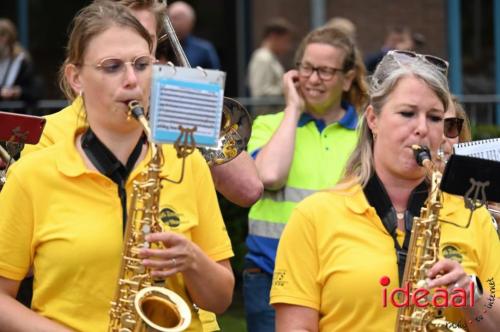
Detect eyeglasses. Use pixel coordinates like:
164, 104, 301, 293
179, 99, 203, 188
296, 62, 343, 81
387, 50, 449, 75
444, 117, 464, 138
82, 55, 156, 75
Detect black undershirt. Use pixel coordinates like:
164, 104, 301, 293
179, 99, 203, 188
363, 173, 428, 285
81, 127, 145, 232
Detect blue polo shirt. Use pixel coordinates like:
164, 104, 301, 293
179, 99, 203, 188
247, 101, 359, 274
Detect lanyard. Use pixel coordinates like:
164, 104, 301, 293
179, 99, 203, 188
363, 173, 428, 285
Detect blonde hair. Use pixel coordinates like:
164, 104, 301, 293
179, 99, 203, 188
59, 1, 153, 100
294, 27, 369, 113
342, 52, 450, 187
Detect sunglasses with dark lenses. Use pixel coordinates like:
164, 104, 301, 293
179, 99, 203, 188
387, 50, 449, 75
87, 55, 155, 75
444, 117, 464, 138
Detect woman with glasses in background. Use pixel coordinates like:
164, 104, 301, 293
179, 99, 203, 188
440, 96, 499, 234
271, 51, 500, 331
243, 27, 369, 332
0, 2, 234, 331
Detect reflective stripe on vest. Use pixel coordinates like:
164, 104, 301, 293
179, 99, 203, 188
262, 186, 316, 203
248, 186, 317, 239
248, 218, 286, 239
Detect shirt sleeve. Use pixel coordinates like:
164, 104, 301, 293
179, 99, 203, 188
189, 152, 233, 262
270, 204, 321, 310
474, 208, 500, 288
247, 115, 279, 155
0, 167, 33, 280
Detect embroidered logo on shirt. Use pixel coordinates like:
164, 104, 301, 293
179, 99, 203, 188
273, 269, 287, 287
159, 207, 182, 228
442, 245, 463, 263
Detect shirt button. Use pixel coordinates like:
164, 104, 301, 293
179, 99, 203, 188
325, 147, 329, 151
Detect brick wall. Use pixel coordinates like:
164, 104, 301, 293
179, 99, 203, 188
251, 0, 447, 66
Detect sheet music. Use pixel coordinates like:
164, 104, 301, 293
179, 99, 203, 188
149, 65, 225, 147
453, 138, 500, 162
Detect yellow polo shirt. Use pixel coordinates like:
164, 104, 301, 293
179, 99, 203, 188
0, 129, 233, 332
270, 184, 500, 332
19, 97, 223, 331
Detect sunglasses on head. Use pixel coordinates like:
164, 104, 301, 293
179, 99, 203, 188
444, 117, 464, 139
387, 50, 449, 75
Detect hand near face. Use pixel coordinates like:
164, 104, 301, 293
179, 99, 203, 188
282, 69, 305, 113
140, 232, 197, 278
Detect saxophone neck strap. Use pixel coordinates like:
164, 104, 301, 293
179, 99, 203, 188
363, 173, 428, 285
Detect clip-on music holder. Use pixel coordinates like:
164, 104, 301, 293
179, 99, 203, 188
440, 154, 500, 225
162, 125, 198, 185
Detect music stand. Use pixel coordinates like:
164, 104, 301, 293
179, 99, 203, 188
440, 154, 500, 210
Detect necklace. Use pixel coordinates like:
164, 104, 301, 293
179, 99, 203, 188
396, 211, 405, 220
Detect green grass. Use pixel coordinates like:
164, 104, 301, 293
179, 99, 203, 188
217, 286, 247, 332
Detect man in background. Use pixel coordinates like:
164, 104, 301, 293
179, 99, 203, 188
248, 18, 293, 99
167, 1, 220, 69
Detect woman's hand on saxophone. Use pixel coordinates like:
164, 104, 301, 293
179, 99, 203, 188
139, 232, 196, 278
426, 258, 469, 290
139, 231, 235, 314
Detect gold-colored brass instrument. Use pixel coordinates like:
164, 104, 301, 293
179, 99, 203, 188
160, 2, 251, 166
395, 145, 464, 332
108, 101, 191, 332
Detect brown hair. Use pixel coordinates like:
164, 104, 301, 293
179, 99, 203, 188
59, 1, 153, 100
0, 18, 24, 57
109, 0, 166, 37
294, 27, 369, 113
262, 17, 293, 39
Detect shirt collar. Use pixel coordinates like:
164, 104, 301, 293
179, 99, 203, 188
298, 100, 358, 130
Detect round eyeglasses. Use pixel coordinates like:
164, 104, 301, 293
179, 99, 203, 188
82, 55, 156, 75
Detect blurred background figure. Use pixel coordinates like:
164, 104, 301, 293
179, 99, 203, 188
247, 17, 293, 116
167, 1, 220, 69
324, 16, 357, 42
0, 18, 41, 113
364, 25, 410, 74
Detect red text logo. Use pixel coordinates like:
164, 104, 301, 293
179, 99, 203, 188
380, 276, 475, 308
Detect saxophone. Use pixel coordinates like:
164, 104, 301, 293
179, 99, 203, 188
395, 145, 464, 332
108, 101, 192, 332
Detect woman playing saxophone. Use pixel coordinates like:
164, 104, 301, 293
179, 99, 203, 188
270, 51, 500, 331
0, 2, 234, 331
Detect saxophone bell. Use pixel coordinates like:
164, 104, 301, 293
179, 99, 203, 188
108, 100, 192, 332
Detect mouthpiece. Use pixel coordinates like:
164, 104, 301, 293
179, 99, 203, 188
411, 144, 432, 167
127, 100, 152, 142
